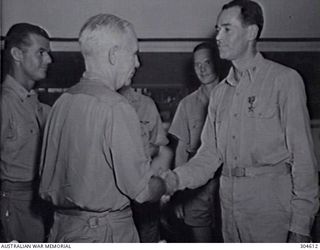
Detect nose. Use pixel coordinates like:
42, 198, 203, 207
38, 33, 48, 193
200, 64, 206, 73
45, 52, 52, 64
215, 29, 222, 43
135, 55, 140, 69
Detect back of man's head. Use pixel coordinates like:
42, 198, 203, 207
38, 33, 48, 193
4, 23, 50, 69
222, 0, 264, 39
79, 14, 131, 59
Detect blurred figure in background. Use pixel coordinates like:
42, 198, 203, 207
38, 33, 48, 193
0, 23, 52, 242
168, 42, 222, 242
119, 85, 172, 242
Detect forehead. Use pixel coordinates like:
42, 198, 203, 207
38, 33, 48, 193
26, 33, 50, 50
194, 48, 211, 61
217, 6, 243, 26
122, 27, 138, 51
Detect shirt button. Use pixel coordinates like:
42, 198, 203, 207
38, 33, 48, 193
236, 92, 240, 96
234, 156, 238, 160
232, 135, 236, 139
234, 113, 238, 118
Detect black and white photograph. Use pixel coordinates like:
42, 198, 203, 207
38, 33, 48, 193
0, 0, 319, 247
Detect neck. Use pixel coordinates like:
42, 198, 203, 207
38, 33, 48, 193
201, 78, 219, 99
9, 69, 34, 91
232, 47, 257, 72
118, 85, 131, 95
203, 77, 219, 90
85, 59, 115, 89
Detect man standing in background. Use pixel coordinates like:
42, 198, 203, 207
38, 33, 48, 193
162, 0, 319, 242
169, 42, 222, 242
0, 23, 52, 242
119, 85, 172, 242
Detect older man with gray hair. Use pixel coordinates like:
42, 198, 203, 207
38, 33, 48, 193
39, 14, 170, 243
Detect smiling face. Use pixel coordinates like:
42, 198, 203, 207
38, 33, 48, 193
193, 48, 218, 85
114, 27, 140, 90
18, 33, 52, 86
215, 6, 252, 63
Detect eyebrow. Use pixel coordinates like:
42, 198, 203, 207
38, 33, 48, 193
216, 23, 231, 28
38, 47, 50, 51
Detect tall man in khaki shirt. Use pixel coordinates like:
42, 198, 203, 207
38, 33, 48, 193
162, 0, 319, 242
39, 14, 170, 243
0, 23, 52, 242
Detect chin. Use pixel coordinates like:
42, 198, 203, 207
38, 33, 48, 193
36, 72, 47, 80
124, 80, 132, 87
218, 50, 229, 60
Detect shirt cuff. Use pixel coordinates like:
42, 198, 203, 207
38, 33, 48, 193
173, 165, 190, 190
290, 213, 315, 236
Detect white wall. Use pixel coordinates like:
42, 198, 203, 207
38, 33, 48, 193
2, 0, 320, 39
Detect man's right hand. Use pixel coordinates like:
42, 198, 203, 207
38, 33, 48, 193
160, 170, 179, 195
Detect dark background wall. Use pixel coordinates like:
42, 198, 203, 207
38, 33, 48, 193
3, 50, 317, 122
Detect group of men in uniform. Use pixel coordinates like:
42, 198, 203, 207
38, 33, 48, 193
1, 0, 318, 243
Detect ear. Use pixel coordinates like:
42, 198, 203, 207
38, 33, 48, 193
10, 47, 23, 62
247, 24, 259, 41
108, 45, 119, 65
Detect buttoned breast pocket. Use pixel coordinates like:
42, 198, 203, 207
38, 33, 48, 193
244, 95, 288, 164
245, 95, 277, 119
2, 118, 39, 160
17, 120, 39, 139
4, 118, 17, 141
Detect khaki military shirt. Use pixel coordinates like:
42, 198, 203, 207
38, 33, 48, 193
174, 53, 319, 235
1, 75, 50, 182
169, 83, 216, 155
39, 76, 154, 212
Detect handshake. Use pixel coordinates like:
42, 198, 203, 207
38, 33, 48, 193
143, 169, 179, 204
146, 146, 179, 203
159, 170, 179, 205
159, 170, 179, 196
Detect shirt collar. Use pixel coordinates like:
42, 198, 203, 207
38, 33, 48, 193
3, 75, 36, 101
82, 71, 116, 91
120, 87, 140, 104
226, 52, 263, 86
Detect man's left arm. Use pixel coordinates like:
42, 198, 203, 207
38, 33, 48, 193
282, 70, 319, 241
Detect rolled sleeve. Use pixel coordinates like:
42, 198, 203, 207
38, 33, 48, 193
148, 101, 169, 147
169, 102, 189, 145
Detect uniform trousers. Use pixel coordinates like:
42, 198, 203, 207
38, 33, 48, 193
0, 180, 46, 242
220, 165, 292, 242
48, 206, 139, 243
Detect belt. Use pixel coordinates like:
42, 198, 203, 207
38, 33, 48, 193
0, 180, 36, 191
221, 164, 291, 177
56, 206, 132, 229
